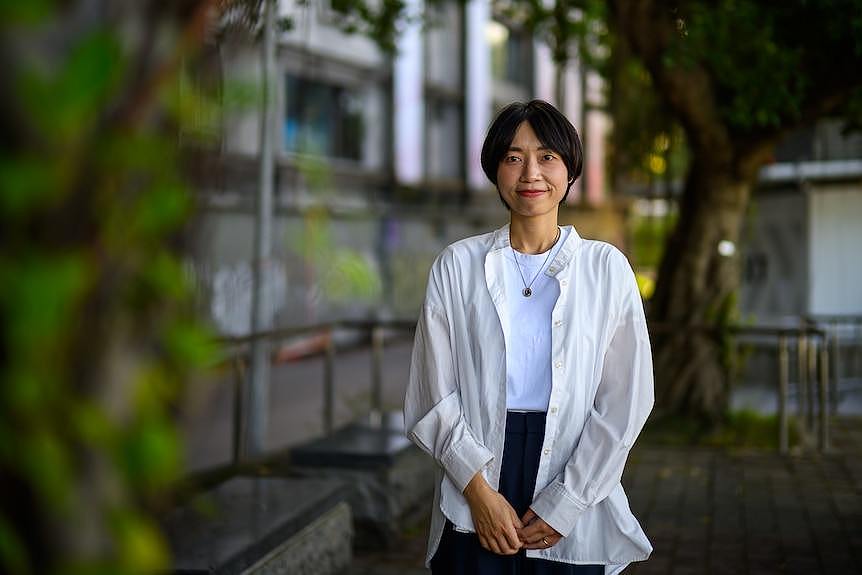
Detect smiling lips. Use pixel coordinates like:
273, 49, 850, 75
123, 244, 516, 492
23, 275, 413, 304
517, 189, 546, 197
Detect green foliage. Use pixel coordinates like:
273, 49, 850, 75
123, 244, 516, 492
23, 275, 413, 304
290, 157, 382, 305
0, 5, 218, 575
666, 0, 862, 133
495, 0, 609, 70
329, 0, 408, 53
630, 212, 677, 270
0, 0, 53, 25
219, 0, 414, 54
19, 31, 125, 144
641, 409, 797, 450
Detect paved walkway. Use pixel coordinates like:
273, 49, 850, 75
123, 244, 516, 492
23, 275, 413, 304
351, 417, 862, 574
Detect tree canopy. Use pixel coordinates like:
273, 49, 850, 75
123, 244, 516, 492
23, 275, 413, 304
609, 0, 862, 421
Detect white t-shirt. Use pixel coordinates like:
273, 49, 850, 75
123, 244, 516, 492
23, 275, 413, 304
503, 226, 571, 411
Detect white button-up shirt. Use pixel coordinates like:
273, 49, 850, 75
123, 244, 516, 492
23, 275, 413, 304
404, 224, 654, 573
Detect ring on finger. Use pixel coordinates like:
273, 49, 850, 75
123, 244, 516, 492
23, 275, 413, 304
542, 536, 550, 547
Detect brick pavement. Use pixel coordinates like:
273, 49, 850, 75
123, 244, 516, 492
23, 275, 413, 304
350, 417, 862, 574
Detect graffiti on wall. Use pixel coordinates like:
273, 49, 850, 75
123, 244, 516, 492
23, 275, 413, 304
207, 260, 287, 336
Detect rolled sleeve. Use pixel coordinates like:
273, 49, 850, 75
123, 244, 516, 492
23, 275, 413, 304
529, 480, 588, 536
404, 281, 494, 493
409, 389, 494, 492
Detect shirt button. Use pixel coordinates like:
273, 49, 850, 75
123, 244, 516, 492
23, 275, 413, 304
560, 280, 568, 286
544, 448, 551, 455
555, 361, 563, 369
554, 320, 562, 327
550, 407, 558, 414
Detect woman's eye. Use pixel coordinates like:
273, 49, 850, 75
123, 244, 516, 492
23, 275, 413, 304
505, 155, 522, 163
543, 154, 556, 161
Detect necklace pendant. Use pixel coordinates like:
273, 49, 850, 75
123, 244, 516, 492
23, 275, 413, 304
522, 287, 532, 297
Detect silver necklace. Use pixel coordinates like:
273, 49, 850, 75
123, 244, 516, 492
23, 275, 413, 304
512, 227, 561, 298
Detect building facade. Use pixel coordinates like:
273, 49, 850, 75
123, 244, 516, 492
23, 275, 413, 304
193, 0, 611, 335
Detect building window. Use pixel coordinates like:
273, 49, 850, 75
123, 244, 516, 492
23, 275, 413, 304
426, 98, 463, 180
424, 1, 464, 183
424, 1, 462, 91
284, 74, 364, 161
487, 20, 531, 90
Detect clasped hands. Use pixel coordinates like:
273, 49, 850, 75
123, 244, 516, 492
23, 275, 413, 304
463, 473, 561, 555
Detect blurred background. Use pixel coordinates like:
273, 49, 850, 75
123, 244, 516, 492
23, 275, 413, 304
1, 1, 861, 574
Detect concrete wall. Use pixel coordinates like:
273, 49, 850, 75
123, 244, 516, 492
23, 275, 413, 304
808, 186, 862, 315
190, 209, 503, 335
740, 191, 808, 320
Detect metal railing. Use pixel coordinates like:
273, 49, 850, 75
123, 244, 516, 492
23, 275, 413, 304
220, 318, 847, 463
806, 315, 862, 416
220, 319, 417, 464
650, 322, 831, 453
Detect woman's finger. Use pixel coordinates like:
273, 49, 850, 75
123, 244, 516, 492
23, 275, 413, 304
501, 520, 522, 551
518, 520, 546, 541
523, 533, 558, 550
486, 536, 502, 555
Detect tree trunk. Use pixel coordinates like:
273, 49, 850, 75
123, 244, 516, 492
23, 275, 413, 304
648, 150, 757, 422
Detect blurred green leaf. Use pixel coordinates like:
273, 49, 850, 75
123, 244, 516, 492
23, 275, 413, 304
119, 417, 180, 491
111, 512, 169, 573
222, 79, 262, 111
163, 321, 217, 369
97, 132, 175, 174
71, 401, 115, 449
325, 251, 381, 301
132, 365, 178, 415
170, 68, 222, 140
140, 252, 190, 302
0, 513, 31, 575
0, 254, 89, 360
19, 31, 125, 143
129, 182, 192, 240
0, 157, 60, 217
23, 430, 72, 509
3, 371, 54, 417
295, 155, 333, 193
0, 0, 53, 26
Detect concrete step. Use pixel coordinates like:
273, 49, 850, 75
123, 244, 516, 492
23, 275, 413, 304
163, 476, 352, 574
291, 415, 436, 550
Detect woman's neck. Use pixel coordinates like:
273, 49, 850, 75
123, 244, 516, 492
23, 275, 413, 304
509, 216, 560, 254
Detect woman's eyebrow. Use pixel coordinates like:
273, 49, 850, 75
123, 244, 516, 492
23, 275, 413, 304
507, 145, 553, 152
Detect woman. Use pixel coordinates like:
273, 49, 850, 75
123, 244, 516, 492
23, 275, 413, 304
404, 100, 653, 575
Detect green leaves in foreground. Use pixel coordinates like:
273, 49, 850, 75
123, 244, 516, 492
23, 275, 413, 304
1, 7, 218, 575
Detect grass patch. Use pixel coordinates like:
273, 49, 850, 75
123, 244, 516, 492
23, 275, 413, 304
639, 409, 798, 450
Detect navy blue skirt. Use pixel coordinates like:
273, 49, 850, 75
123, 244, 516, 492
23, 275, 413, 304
430, 412, 604, 575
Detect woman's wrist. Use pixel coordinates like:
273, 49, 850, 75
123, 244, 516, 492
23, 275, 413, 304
463, 471, 491, 500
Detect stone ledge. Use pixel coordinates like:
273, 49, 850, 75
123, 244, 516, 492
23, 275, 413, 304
290, 417, 436, 549
163, 477, 352, 574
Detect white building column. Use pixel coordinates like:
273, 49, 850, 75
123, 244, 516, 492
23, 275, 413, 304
534, 39, 556, 105
466, 0, 491, 191
394, 0, 424, 185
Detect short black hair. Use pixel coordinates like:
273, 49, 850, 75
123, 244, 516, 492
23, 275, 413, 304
480, 100, 583, 207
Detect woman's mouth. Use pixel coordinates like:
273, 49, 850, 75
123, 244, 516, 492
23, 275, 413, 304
517, 189, 546, 198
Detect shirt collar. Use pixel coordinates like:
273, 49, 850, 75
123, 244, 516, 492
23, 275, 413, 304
490, 223, 582, 276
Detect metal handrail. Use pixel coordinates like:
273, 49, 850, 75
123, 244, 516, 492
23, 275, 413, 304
220, 318, 836, 464
649, 321, 830, 453
220, 319, 417, 464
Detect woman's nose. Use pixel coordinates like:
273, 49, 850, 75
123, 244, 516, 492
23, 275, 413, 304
519, 156, 541, 181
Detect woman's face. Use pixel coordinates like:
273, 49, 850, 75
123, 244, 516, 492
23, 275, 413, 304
496, 121, 569, 220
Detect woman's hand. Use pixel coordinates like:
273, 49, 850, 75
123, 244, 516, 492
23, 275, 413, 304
463, 473, 524, 555
518, 508, 562, 549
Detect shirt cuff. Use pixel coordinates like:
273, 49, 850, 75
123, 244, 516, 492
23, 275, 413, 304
441, 437, 494, 493
530, 481, 587, 537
